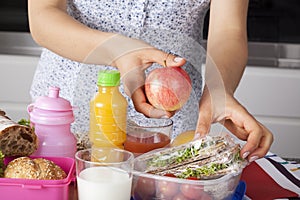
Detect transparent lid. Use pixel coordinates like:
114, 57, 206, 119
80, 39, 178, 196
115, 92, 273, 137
97, 70, 120, 86
134, 132, 248, 180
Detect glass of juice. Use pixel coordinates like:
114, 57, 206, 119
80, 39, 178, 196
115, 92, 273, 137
124, 115, 173, 156
75, 148, 134, 200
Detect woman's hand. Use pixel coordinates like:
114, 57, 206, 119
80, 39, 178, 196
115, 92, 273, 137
110, 36, 186, 118
195, 86, 274, 162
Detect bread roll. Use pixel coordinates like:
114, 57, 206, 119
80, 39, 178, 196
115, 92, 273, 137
4, 157, 67, 180
0, 114, 38, 157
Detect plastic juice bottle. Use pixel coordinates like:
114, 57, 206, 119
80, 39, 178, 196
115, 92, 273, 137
89, 70, 127, 149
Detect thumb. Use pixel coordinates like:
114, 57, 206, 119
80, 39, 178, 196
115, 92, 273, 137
194, 118, 211, 140
152, 51, 186, 67
164, 53, 186, 67
194, 108, 212, 140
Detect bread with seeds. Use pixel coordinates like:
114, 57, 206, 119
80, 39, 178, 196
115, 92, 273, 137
0, 112, 37, 157
4, 157, 67, 180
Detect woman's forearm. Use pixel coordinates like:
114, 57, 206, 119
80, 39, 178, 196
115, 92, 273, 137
28, 0, 114, 64
206, 31, 248, 95
206, 0, 249, 95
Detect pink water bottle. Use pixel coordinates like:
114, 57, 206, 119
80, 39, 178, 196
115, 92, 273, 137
27, 86, 77, 158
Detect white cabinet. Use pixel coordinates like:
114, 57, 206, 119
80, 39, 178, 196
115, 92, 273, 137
0, 54, 39, 121
234, 66, 300, 159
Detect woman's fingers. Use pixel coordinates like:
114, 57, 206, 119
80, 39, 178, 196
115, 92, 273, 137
195, 108, 212, 138
131, 86, 175, 118
245, 123, 274, 161
223, 101, 273, 162
196, 87, 273, 162
147, 50, 186, 68
117, 46, 187, 119
195, 86, 213, 138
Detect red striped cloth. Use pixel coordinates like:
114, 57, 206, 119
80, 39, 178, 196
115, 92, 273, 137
241, 161, 299, 200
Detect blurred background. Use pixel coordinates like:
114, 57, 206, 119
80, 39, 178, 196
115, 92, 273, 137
0, 0, 299, 160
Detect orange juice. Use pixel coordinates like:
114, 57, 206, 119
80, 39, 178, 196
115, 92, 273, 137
89, 70, 127, 149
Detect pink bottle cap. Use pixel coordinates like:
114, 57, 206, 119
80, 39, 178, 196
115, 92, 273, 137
28, 86, 74, 125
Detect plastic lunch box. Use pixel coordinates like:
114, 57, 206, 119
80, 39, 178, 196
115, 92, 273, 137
0, 156, 75, 200
131, 170, 244, 200
131, 181, 246, 200
130, 132, 248, 200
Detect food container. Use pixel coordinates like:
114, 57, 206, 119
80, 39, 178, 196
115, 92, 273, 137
0, 156, 75, 200
131, 132, 248, 200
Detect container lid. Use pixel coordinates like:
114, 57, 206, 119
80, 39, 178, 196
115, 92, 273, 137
97, 70, 120, 86
232, 181, 246, 200
27, 86, 74, 125
32, 86, 73, 111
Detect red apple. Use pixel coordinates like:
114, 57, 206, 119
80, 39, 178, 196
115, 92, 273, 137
145, 67, 192, 111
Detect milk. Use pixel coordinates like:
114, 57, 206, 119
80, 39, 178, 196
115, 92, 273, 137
77, 166, 132, 200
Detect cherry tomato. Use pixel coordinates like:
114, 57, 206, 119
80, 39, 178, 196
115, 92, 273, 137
172, 192, 192, 200
157, 180, 179, 198
164, 173, 177, 178
134, 176, 156, 198
156, 192, 175, 200
180, 183, 204, 199
132, 191, 143, 200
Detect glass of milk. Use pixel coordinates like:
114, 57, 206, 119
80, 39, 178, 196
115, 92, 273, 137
75, 148, 134, 200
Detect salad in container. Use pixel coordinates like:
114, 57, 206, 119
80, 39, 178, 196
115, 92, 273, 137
131, 132, 248, 200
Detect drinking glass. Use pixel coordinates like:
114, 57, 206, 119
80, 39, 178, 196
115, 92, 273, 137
75, 148, 134, 200
124, 115, 173, 156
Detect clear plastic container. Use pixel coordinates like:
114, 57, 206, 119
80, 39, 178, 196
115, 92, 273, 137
131, 132, 248, 200
89, 70, 128, 149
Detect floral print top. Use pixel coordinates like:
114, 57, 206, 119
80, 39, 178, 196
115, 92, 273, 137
30, 0, 210, 143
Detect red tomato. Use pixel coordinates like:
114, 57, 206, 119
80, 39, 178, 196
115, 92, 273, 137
180, 183, 204, 199
172, 192, 192, 200
134, 176, 156, 197
157, 180, 179, 198
157, 192, 175, 200
164, 173, 177, 178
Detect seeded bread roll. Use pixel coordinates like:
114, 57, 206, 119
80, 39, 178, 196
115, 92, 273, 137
0, 114, 38, 157
4, 157, 67, 180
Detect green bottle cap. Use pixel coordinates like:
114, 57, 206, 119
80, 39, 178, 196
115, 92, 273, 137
97, 70, 120, 86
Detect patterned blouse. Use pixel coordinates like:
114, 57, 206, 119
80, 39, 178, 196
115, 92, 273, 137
30, 0, 210, 144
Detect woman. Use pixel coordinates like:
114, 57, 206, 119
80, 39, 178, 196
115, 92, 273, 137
28, 0, 273, 162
